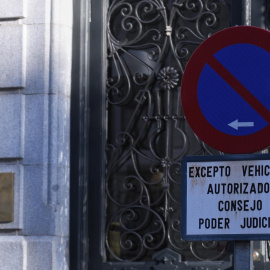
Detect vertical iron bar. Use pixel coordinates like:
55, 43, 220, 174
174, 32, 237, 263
70, 0, 91, 269
163, 89, 172, 221
251, 0, 267, 28
242, 0, 252, 26
88, 0, 107, 267
165, 90, 173, 159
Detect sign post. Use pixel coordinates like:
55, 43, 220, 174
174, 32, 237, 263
234, 241, 253, 270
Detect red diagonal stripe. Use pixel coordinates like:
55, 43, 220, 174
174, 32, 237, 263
207, 56, 270, 123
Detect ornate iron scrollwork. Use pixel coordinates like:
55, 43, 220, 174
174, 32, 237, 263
266, 0, 270, 29
106, 0, 231, 263
152, 248, 181, 269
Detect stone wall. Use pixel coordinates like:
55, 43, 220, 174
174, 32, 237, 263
0, 0, 72, 269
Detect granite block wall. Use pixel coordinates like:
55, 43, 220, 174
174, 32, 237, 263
0, 0, 72, 269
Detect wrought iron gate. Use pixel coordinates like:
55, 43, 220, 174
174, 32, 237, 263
70, 0, 270, 269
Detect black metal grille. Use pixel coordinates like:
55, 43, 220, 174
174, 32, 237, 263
105, 0, 232, 263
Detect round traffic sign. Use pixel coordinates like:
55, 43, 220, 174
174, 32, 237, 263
181, 26, 270, 154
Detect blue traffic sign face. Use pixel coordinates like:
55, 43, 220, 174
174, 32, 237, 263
198, 43, 270, 136
181, 26, 270, 153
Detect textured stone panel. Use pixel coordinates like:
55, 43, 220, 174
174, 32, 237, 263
26, 236, 68, 270
26, 237, 53, 270
24, 0, 51, 24
49, 25, 72, 96
54, 166, 69, 237
0, 237, 25, 270
51, 0, 73, 28
0, 236, 68, 269
23, 94, 48, 164
23, 165, 55, 235
0, 0, 25, 18
0, 25, 25, 88
57, 96, 70, 167
25, 24, 50, 94
0, 94, 24, 158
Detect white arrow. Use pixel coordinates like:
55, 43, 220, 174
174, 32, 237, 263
228, 119, 254, 130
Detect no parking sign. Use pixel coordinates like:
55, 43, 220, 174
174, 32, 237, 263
181, 26, 270, 153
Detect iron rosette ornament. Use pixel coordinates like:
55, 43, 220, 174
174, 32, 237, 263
157, 67, 179, 90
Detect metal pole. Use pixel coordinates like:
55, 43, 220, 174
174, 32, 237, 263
234, 241, 253, 270
233, 2, 253, 270
242, 0, 252, 26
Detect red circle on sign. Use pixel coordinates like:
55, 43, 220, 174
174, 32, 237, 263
181, 26, 270, 154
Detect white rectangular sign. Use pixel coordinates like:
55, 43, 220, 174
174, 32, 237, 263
181, 155, 270, 240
